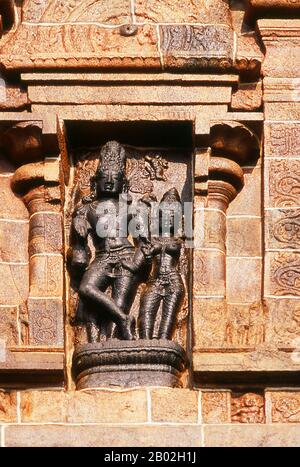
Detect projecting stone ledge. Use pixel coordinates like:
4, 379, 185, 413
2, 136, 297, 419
0, 350, 64, 386
2, 424, 300, 447
249, 0, 300, 9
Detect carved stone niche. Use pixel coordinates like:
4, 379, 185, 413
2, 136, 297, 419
66, 122, 193, 389
0, 116, 64, 387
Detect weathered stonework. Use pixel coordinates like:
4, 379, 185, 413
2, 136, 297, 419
0, 0, 299, 448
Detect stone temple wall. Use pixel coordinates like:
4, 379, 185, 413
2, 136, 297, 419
0, 0, 299, 447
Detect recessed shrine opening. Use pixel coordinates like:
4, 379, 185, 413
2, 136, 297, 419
64, 120, 194, 389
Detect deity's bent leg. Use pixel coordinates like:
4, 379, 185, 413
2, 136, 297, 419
79, 261, 133, 339
159, 282, 185, 340
138, 284, 161, 339
111, 274, 140, 338
113, 275, 140, 314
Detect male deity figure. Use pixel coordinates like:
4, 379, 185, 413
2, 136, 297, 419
71, 141, 150, 342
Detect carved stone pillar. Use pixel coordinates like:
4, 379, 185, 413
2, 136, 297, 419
194, 153, 244, 302
193, 122, 261, 375
7, 125, 64, 349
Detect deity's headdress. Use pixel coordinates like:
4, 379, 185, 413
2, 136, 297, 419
159, 187, 183, 237
95, 140, 126, 177
161, 187, 181, 205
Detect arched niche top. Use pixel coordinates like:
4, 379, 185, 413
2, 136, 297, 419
210, 121, 261, 166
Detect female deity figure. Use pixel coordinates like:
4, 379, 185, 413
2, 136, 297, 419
137, 188, 186, 340
71, 141, 149, 342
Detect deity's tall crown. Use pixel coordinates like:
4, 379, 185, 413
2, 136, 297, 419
96, 140, 126, 176
161, 187, 181, 205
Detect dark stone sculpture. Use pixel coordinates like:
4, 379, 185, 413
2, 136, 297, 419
71, 141, 149, 342
71, 141, 188, 388
138, 188, 186, 340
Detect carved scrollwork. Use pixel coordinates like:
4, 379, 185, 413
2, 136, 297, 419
273, 395, 300, 423
127, 154, 169, 194
271, 252, 300, 296
269, 160, 300, 208
272, 210, 300, 248
271, 304, 300, 345
266, 123, 300, 158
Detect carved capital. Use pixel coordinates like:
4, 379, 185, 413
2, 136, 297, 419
2, 124, 43, 166
11, 157, 61, 216
195, 122, 260, 210
209, 157, 244, 193
208, 157, 244, 211
208, 180, 239, 211
11, 162, 45, 197
210, 121, 260, 166
195, 153, 244, 210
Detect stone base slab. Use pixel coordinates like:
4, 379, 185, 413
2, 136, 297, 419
2, 423, 300, 447
73, 339, 188, 389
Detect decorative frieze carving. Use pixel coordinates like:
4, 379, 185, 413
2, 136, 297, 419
23, 0, 131, 24
135, 0, 232, 24
226, 303, 267, 347
267, 299, 300, 347
28, 298, 64, 347
202, 391, 231, 424
269, 252, 300, 296
268, 209, 300, 249
160, 25, 232, 56
231, 393, 265, 424
268, 160, 300, 207
0, 24, 160, 70
269, 392, 300, 423
193, 300, 227, 349
22, 0, 48, 22
265, 123, 300, 158
160, 25, 233, 69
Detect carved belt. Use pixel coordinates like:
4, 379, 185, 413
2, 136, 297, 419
94, 247, 135, 278
150, 272, 180, 292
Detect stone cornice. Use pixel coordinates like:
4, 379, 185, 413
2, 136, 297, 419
257, 19, 300, 77
249, 0, 300, 9
258, 18, 300, 37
